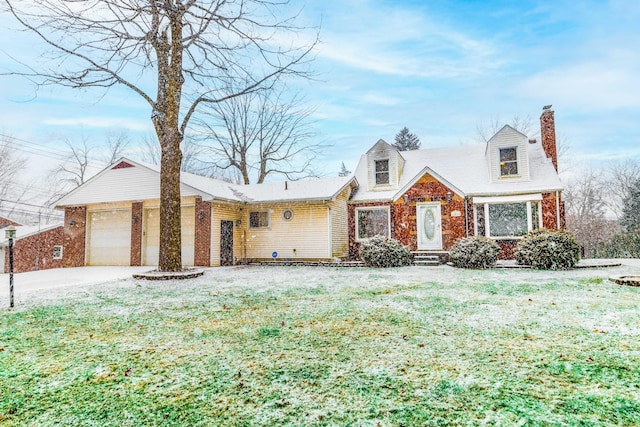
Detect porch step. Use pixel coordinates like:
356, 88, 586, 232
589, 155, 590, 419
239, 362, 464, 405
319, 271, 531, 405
413, 254, 441, 266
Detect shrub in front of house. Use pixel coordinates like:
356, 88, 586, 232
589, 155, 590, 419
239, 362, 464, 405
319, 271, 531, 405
359, 235, 413, 268
449, 236, 501, 269
515, 229, 580, 270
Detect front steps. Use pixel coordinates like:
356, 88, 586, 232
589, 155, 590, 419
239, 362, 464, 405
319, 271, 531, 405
412, 252, 449, 266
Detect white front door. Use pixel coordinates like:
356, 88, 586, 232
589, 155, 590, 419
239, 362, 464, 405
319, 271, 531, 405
417, 203, 442, 250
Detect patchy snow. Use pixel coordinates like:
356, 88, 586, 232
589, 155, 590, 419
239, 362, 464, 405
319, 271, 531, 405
0, 259, 640, 322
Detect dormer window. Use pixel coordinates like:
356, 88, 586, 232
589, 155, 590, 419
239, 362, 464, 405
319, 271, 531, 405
499, 147, 518, 176
375, 159, 390, 185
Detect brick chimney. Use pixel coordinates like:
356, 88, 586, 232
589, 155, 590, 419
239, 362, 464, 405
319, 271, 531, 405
540, 106, 558, 171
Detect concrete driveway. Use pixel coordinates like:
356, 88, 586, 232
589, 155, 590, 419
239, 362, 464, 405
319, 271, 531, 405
0, 266, 151, 303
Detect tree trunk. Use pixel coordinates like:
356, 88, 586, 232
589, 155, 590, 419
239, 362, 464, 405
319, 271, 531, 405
159, 133, 183, 272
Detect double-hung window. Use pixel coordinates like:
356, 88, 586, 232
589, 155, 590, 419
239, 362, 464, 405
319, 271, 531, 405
499, 147, 518, 176
375, 159, 390, 185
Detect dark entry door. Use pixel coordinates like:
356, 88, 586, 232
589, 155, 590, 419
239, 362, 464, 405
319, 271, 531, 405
220, 220, 234, 266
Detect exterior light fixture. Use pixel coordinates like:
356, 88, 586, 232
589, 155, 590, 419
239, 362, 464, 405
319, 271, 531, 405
447, 192, 453, 202
403, 194, 410, 205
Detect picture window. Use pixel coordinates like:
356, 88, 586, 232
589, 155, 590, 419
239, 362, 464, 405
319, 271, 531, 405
356, 207, 390, 240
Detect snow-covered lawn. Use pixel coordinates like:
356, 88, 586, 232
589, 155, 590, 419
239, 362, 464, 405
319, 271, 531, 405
1, 261, 639, 426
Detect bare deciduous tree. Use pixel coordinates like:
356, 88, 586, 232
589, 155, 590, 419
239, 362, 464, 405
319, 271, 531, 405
138, 132, 207, 175
0, 136, 26, 207
476, 114, 535, 143
564, 169, 618, 257
3, 0, 317, 271
605, 158, 640, 219
102, 131, 131, 166
195, 87, 320, 184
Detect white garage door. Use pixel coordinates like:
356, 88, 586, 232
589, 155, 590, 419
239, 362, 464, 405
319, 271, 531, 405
87, 210, 131, 266
143, 206, 195, 267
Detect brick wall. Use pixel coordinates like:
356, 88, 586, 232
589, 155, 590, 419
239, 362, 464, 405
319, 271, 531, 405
542, 192, 561, 230
348, 174, 469, 260
540, 109, 558, 172
194, 198, 212, 266
130, 202, 143, 266
3, 226, 64, 273
0, 217, 21, 228
63, 206, 87, 267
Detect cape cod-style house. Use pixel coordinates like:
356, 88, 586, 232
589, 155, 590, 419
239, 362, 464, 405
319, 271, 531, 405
49, 107, 563, 268
348, 107, 563, 259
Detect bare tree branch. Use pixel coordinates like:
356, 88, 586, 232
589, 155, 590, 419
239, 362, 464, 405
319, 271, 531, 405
2, 0, 319, 271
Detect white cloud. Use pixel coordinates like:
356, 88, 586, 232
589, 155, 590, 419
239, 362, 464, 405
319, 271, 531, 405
44, 116, 151, 132
519, 55, 640, 111
314, 2, 499, 79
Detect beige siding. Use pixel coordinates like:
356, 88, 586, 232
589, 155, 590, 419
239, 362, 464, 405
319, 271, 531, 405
210, 202, 243, 266
87, 209, 131, 265
487, 127, 530, 182
327, 187, 351, 258
142, 204, 195, 266
244, 202, 330, 260
59, 165, 204, 206
366, 141, 402, 191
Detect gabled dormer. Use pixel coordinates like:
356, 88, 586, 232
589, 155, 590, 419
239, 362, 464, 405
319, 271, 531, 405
485, 125, 530, 182
366, 139, 405, 191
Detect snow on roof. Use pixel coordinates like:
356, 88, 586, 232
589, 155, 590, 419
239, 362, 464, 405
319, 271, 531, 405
0, 222, 63, 246
352, 141, 563, 202
234, 176, 356, 203
54, 157, 357, 207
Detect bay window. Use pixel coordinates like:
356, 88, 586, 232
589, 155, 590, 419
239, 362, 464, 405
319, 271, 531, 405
475, 197, 541, 238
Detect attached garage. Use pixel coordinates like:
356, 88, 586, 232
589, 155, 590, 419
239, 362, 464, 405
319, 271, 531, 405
87, 209, 132, 265
143, 206, 195, 266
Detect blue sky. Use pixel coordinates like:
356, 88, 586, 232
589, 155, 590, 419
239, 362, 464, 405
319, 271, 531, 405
1, 0, 639, 182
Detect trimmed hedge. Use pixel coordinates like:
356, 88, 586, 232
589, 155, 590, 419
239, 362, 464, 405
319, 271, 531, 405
359, 235, 413, 268
515, 229, 580, 270
450, 236, 501, 269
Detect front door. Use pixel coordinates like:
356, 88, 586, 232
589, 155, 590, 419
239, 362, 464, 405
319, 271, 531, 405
417, 203, 442, 250
220, 220, 234, 266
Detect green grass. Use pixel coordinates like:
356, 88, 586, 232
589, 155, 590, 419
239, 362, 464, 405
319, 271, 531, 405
1, 266, 640, 426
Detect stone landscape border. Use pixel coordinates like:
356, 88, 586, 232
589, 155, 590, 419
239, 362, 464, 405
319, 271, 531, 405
133, 269, 204, 280
609, 275, 640, 287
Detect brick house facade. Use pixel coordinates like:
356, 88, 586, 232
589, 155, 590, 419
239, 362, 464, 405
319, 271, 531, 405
348, 108, 564, 260
44, 107, 563, 268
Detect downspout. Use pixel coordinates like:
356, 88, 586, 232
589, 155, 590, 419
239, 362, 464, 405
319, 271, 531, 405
464, 196, 469, 237
556, 191, 561, 229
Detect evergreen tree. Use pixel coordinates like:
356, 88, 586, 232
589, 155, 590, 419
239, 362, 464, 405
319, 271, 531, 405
393, 127, 421, 151
620, 178, 640, 231
338, 162, 351, 177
